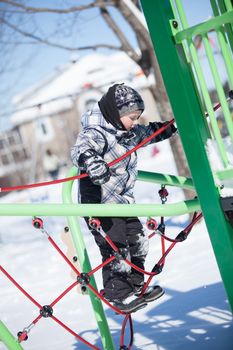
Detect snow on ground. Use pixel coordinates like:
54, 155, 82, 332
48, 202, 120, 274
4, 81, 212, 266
0, 139, 233, 350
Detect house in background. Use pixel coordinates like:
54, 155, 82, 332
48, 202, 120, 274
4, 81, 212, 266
0, 52, 158, 191
0, 127, 30, 190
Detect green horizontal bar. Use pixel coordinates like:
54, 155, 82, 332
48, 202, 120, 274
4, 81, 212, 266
0, 321, 24, 350
175, 10, 233, 42
0, 200, 200, 217
216, 168, 233, 181
137, 170, 195, 190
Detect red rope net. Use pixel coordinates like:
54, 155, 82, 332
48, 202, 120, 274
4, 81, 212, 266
0, 120, 203, 349
0, 204, 202, 349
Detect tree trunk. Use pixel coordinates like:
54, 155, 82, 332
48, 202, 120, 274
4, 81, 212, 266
116, 0, 193, 200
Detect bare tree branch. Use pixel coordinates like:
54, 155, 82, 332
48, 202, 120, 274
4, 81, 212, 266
0, 0, 116, 14
1, 18, 121, 51
98, 5, 140, 62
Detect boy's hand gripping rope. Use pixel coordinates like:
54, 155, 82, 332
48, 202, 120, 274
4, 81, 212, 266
0, 120, 175, 192
1, 90, 232, 193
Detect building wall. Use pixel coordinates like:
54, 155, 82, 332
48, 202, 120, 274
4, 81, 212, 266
1, 86, 158, 189
17, 106, 80, 181
0, 127, 31, 195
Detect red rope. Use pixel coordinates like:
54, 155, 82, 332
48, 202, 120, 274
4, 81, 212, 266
1, 118, 205, 349
32, 314, 43, 325
50, 281, 78, 307
48, 236, 81, 276
87, 283, 126, 315
0, 209, 203, 349
88, 256, 116, 276
0, 120, 174, 193
42, 229, 126, 315
0, 265, 42, 309
120, 314, 134, 349
51, 315, 101, 350
0, 264, 108, 348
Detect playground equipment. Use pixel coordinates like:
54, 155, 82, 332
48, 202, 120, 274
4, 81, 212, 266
1, 0, 233, 349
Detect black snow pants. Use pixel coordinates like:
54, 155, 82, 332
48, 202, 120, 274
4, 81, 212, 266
86, 217, 149, 302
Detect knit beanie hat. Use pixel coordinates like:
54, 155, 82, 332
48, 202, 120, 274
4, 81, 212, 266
115, 84, 145, 117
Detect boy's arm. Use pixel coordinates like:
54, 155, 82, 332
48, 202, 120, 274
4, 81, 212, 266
132, 121, 177, 146
71, 128, 110, 185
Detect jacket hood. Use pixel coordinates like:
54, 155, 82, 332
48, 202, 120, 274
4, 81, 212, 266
98, 84, 126, 131
81, 103, 129, 139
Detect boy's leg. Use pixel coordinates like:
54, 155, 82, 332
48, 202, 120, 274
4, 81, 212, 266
126, 217, 149, 290
85, 217, 134, 302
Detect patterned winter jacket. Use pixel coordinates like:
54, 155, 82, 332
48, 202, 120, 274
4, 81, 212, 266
71, 103, 175, 204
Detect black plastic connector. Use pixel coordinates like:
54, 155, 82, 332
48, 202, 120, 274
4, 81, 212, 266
152, 264, 163, 274
176, 231, 188, 241
40, 305, 53, 318
77, 272, 90, 286
157, 223, 165, 234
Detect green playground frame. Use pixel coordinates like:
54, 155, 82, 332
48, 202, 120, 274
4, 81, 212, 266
1, 1, 233, 349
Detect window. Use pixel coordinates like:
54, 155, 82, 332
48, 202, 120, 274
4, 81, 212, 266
0, 139, 5, 150
41, 122, 47, 135
1, 154, 10, 165
8, 135, 16, 145
36, 117, 54, 142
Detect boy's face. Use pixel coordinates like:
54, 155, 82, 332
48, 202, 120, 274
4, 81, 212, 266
120, 110, 142, 130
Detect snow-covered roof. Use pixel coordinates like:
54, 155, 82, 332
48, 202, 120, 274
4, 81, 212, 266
11, 52, 152, 125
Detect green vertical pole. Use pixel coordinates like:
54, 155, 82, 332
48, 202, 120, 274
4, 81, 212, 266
210, 0, 233, 89
174, 0, 229, 167
218, 0, 233, 52
141, 0, 233, 312
62, 168, 115, 350
202, 33, 233, 142
0, 321, 24, 350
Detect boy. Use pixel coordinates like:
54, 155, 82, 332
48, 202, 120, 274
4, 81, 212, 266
71, 83, 177, 312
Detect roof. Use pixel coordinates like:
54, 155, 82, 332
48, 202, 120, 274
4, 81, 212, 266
11, 52, 152, 125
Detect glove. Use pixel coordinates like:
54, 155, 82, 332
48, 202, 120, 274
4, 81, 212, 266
163, 122, 177, 138
170, 123, 178, 135
78, 150, 110, 185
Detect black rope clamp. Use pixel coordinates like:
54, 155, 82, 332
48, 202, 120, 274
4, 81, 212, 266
146, 218, 157, 230
176, 230, 188, 242
17, 331, 28, 342
119, 346, 128, 350
113, 247, 128, 261
32, 217, 44, 229
40, 305, 53, 318
77, 272, 90, 286
89, 218, 101, 230
159, 185, 169, 203
152, 264, 163, 274
157, 223, 165, 234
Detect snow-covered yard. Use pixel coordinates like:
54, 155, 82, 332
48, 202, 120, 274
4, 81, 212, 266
1, 141, 232, 350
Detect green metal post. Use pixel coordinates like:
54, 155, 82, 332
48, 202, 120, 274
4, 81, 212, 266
210, 0, 233, 89
219, 0, 233, 52
202, 33, 233, 142
141, 0, 233, 312
0, 321, 24, 350
62, 168, 115, 350
174, 0, 231, 167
